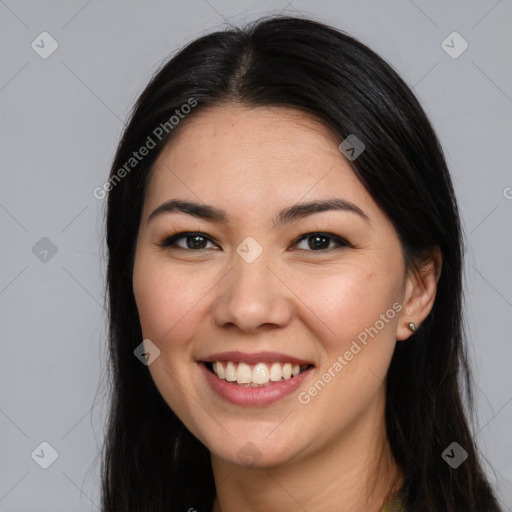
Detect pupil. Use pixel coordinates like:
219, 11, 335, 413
310, 235, 328, 250
189, 235, 206, 249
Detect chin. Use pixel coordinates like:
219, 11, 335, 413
206, 431, 302, 469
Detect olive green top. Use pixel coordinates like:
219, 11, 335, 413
381, 493, 404, 512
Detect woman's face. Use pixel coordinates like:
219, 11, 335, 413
133, 104, 415, 468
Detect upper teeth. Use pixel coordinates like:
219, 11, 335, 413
212, 361, 306, 385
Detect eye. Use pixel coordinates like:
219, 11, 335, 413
157, 232, 218, 251
292, 232, 351, 252
158, 231, 351, 253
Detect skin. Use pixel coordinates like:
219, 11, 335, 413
132, 104, 441, 512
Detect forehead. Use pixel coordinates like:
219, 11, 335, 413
143, 104, 376, 222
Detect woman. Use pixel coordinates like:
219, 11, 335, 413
100, 15, 502, 512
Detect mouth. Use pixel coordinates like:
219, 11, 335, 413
203, 360, 314, 387
198, 355, 316, 406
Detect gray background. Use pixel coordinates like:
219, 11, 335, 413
1, 0, 511, 510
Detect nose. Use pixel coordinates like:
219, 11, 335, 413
211, 251, 294, 333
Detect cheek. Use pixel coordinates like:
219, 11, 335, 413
133, 254, 204, 342
297, 265, 399, 349
294, 270, 400, 428
132, 254, 203, 416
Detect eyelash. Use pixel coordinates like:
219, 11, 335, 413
157, 231, 352, 253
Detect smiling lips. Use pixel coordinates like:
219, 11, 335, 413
200, 360, 315, 406
209, 361, 310, 386
200, 350, 314, 388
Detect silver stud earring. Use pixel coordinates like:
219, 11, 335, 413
407, 322, 416, 332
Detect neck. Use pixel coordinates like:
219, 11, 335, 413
210, 390, 403, 512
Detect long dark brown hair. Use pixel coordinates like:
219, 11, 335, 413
99, 14, 502, 512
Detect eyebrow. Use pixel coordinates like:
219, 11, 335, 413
146, 198, 370, 227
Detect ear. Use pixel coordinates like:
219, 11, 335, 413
396, 247, 442, 341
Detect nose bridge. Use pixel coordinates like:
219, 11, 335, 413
212, 238, 293, 331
